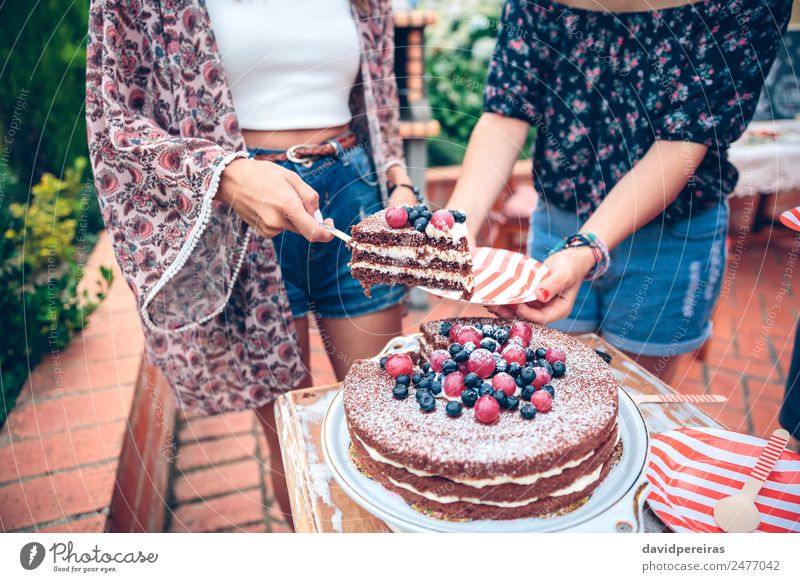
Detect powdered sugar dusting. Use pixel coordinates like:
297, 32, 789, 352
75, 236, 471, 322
344, 320, 618, 480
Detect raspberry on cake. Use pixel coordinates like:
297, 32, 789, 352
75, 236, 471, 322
348, 205, 474, 298
343, 317, 621, 521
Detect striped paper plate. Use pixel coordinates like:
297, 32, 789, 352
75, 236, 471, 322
780, 206, 800, 232
647, 428, 800, 533
422, 247, 549, 305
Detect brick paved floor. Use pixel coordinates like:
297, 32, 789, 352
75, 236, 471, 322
1, 226, 797, 533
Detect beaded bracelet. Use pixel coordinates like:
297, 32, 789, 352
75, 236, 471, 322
547, 233, 611, 280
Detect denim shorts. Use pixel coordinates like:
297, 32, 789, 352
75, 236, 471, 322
528, 200, 729, 357
248, 144, 406, 319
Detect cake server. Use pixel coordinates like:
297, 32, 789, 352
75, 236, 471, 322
712, 428, 790, 533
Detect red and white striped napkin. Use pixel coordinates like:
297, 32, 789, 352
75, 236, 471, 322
780, 206, 800, 232
423, 247, 548, 305
647, 428, 800, 533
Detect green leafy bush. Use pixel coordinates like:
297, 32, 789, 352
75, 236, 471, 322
0, 0, 90, 193
424, 0, 504, 166
0, 159, 111, 426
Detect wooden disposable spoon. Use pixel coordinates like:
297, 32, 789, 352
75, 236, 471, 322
713, 428, 790, 533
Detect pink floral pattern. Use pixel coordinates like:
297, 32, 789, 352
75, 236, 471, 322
86, 0, 403, 414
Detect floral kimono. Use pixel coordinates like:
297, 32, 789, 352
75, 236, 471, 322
86, 0, 404, 414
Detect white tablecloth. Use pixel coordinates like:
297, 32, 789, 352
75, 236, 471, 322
728, 120, 800, 197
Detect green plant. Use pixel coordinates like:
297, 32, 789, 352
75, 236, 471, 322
423, 0, 504, 166
0, 0, 90, 197
0, 158, 111, 426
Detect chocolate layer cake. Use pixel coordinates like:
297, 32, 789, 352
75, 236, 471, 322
348, 206, 474, 297
343, 318, 620, 521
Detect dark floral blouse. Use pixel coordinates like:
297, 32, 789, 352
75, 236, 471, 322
484, 0, 792, 222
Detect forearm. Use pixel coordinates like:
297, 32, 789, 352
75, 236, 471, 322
581, 140, 708, 250
447, 113, 530, 237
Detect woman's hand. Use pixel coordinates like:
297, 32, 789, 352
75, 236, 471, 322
218, 158, 334, 242
386, 166, 419, 208
488, 247, 595, 324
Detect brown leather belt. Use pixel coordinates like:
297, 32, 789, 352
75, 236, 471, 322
251, 131, 358, 164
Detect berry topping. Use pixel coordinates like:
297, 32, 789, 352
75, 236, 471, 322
379, 356, 388, 369
464, 372, 481, 388
493, 357, 508, 374
520, 385, 535, 401
396, 374, 410, 386
430, 209, 455, 231
505, 395, 520, 411
442, 359, 459, 375
412, 373, 422, 386
509, 322, 533, 345
445, 401, 463, 417
384, 354, 413, 378
520, 403, 537, 419
480, 337, 499, 352
456, 325, 483, 346
415, 389, 430, 402
491, 372, 517, 396
494, 328, 510, 345
467, 348, 496, 378
392, 385, 409, 400
474, 395, 500, 424
448, 343, 462, 356
545, 347, 567, 364
492, 389, 508, 408
531, 390, 553, 412
507, 362, 522, 377
450, 209, 467, 223
453, 349, 470, 363
531, 366, 552, 388
418, 377, 432, 391
552, 361, 567, 378
519, 366, 535, 386
448, 324, 463, 342
407, 209, 420, 224
443, 372, 466, 398
536, 359, 554, 375
429, 350, 450, 373
430, 379, 443, 395
501, 344, 527, 367
419, 392, 436, 412
478, 383, 494, 397
535, 347, 547, 359
542, 384, 555, 397
461, 388, 478, 407
439, 321, 452, 337
413, 217, 428, 232
385, 206, 409, 229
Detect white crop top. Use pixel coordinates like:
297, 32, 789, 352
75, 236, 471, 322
206, 0, 361, 131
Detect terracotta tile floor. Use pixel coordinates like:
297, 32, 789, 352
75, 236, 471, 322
1, 225, 797, 533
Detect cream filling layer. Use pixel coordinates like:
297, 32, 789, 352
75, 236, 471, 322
387, 463, 604, 507
425, 220, 468, 244
354, 243, 471, 265
354, 426, 618, 488
350, 261, 474, 289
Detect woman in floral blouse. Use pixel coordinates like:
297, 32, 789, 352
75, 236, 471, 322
449, 0, 792, 381
86, 0, 413, 525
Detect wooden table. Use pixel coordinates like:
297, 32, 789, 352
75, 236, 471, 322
274, 334, 724, 533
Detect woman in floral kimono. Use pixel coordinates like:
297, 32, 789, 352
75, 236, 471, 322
86, 0, 415, 527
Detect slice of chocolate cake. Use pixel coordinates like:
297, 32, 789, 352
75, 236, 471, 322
348, 205, 474, 297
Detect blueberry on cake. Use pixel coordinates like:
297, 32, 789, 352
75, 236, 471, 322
343, 318, 621, 521
348, 205, 474, 297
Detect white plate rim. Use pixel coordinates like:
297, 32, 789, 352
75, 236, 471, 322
321, 385, 650, 532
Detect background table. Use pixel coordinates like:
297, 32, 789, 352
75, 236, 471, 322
274, 334, 724, 533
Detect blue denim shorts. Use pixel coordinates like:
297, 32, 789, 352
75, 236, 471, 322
528, 200, 728, 357
248, 144, 406, 319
